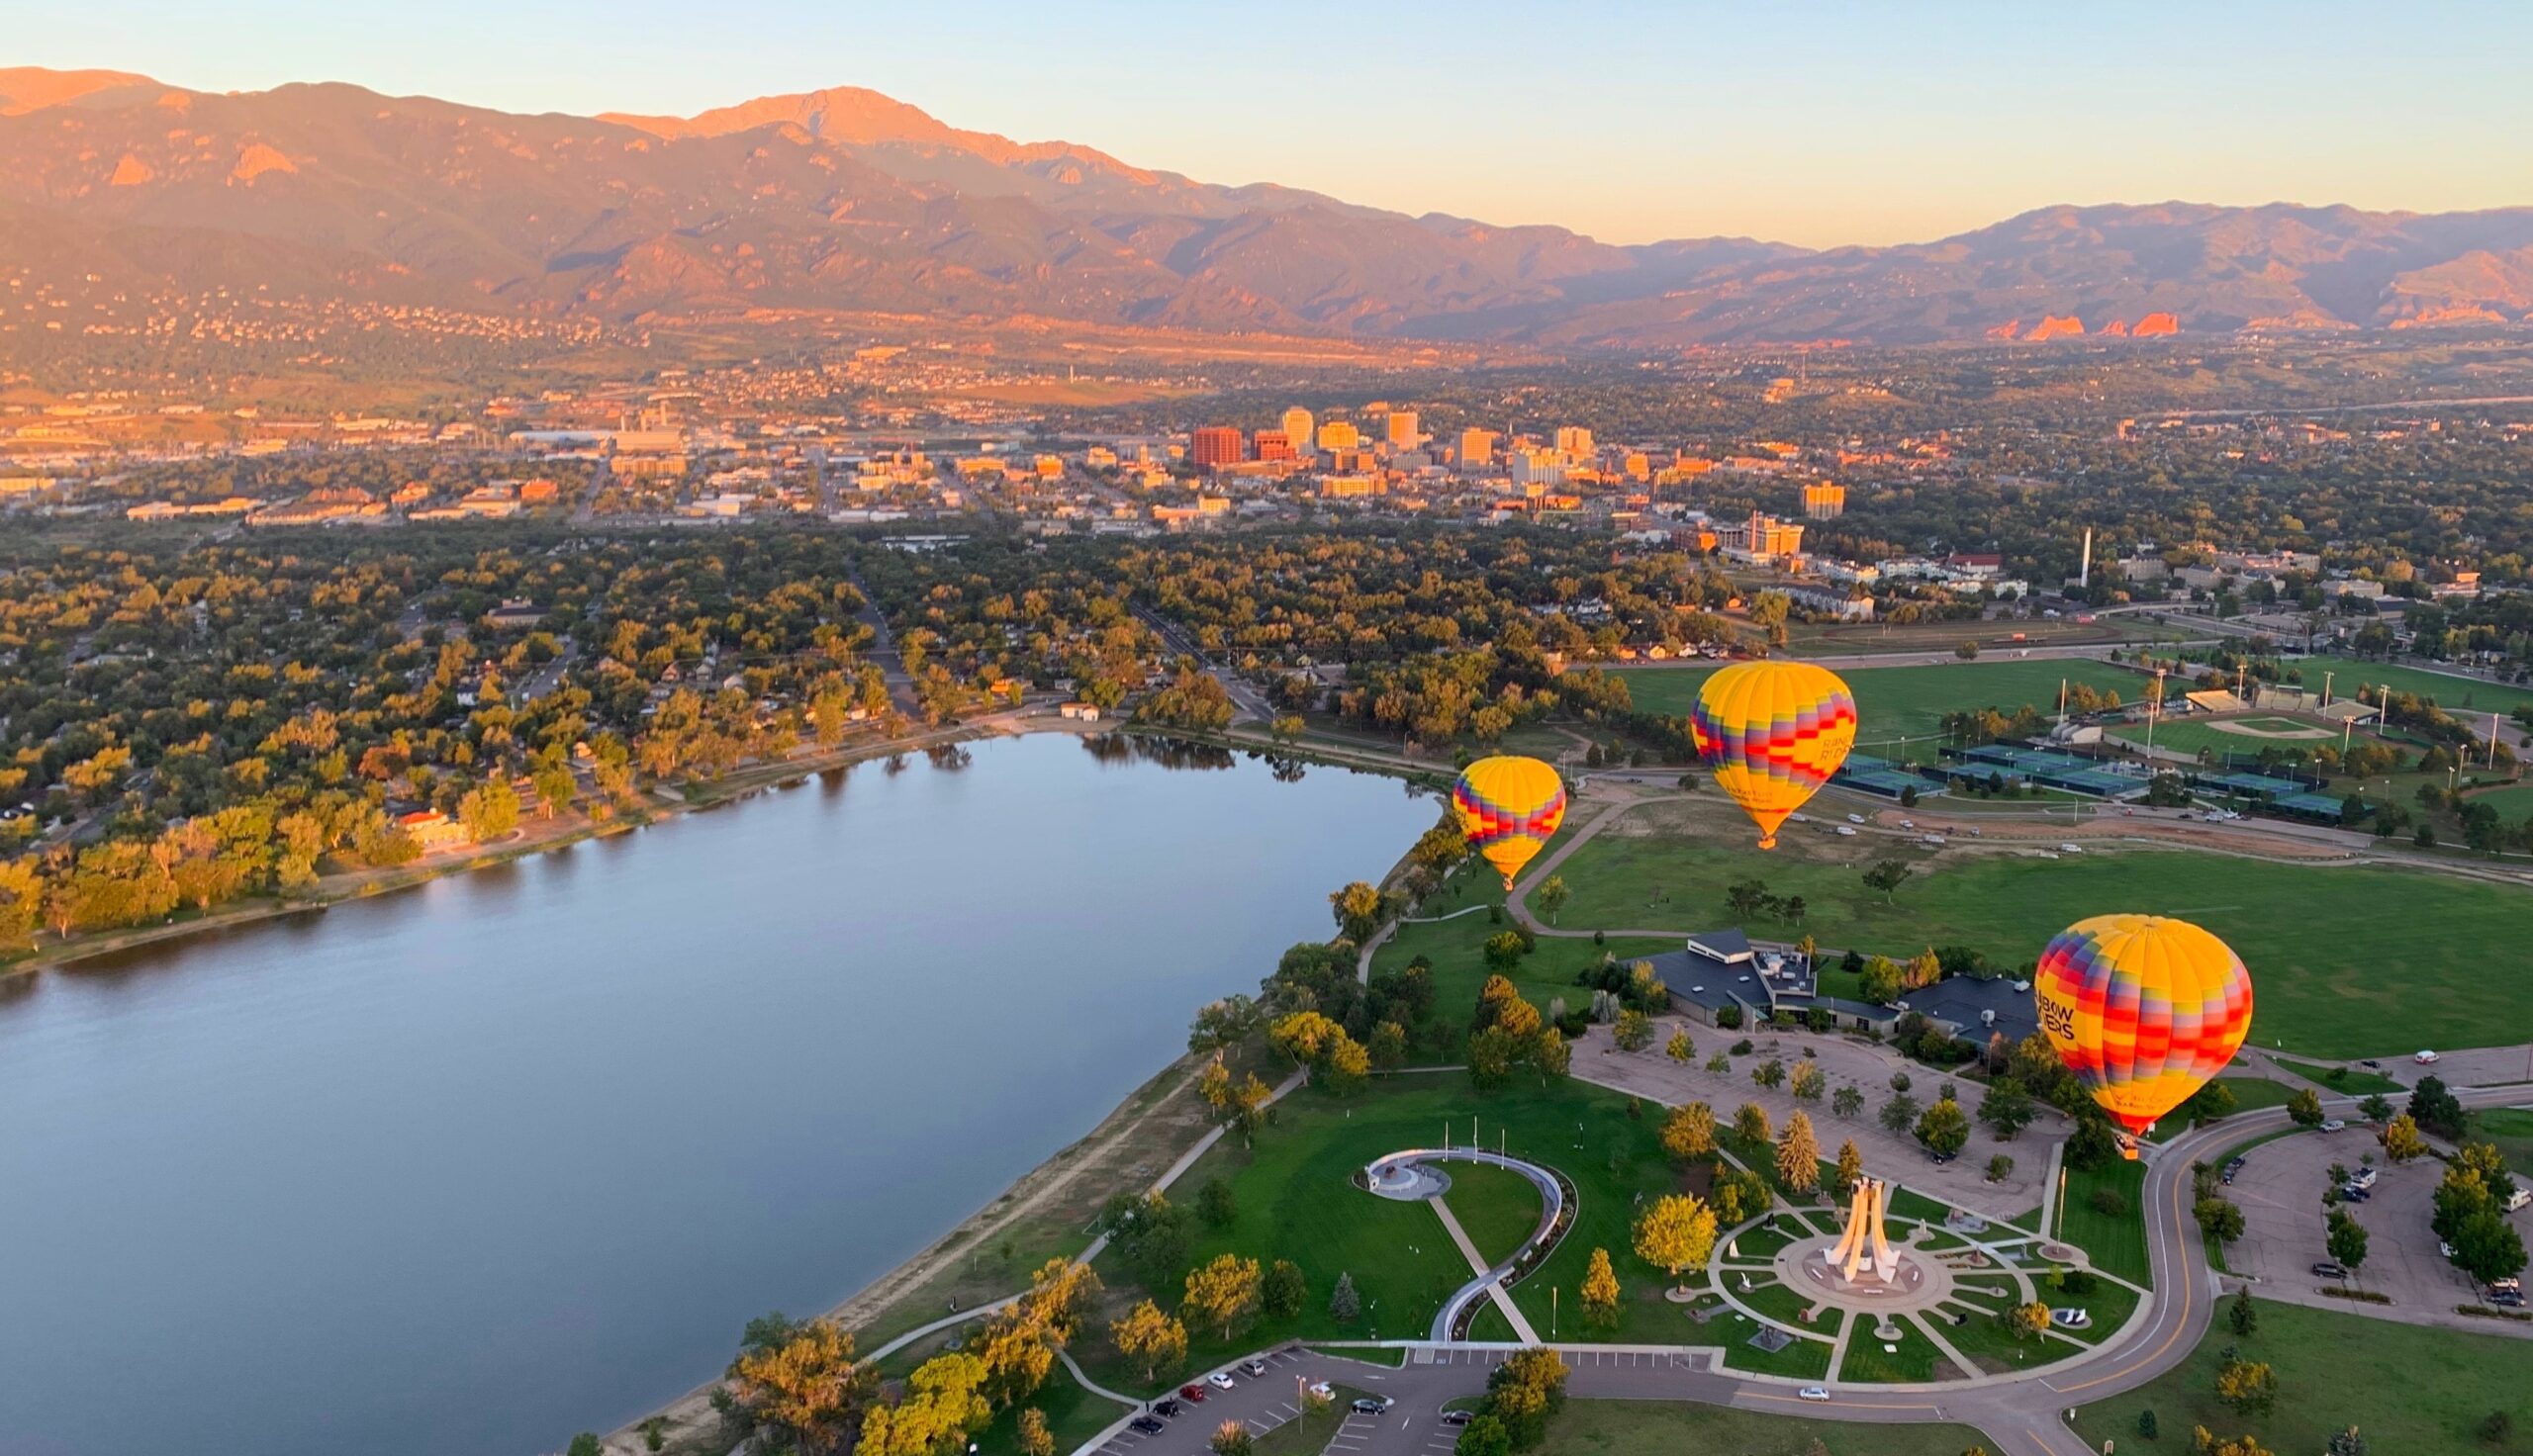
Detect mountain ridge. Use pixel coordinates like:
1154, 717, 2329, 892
2, 65, 2529, 346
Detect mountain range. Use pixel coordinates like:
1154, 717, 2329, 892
5, 64, 2531, 347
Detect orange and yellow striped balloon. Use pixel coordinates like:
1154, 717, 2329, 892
1687, 662, 1857, 850
1452, 756, 1567, 890
2033, 914, 2254, 1155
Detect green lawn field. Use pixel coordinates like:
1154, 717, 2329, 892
1540, 801, 2533, 1057
2272, 1056, 2404, 1095
2467, 782, 2533, 819
2056, 1156, 2150, 1286
2103, 716, 2338, 763
2073, 1298, 2533, 1455
1615, 657, 2151, 759
1440, 1160, 1544, 1264
2478, 1107, 2533, 1180
1527, 1399, 1999, 1456
2300, 657, 2533, 717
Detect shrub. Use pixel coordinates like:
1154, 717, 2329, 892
2091, 1188, 2130, 1218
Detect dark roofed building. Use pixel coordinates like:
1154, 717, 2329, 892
1899, 975, 2039, 1046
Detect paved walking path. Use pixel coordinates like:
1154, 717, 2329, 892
1428, 1196, 1541, 1342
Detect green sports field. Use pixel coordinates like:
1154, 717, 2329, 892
2467, 782, 2533, 819
2298, 657, 2533, 716
2103, 715, 2337, 763
1616, 657, 2151, 761
1533, 797, 2533, 1058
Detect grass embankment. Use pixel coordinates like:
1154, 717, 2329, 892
1545, 805, 2533, 1057
1440, 1161, 1546, 1265
2148, 1077, 2299, 1142
2271, 1056, 2405, 1096
2479, 1108, 2533, 1181
2300, 659, 2533, 718
2074, 1298, 2533, 1455
1523, 1400, 2001, 1456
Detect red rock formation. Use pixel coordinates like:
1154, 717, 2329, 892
1986, 318, 2021, 339
2101, 318, 2129, 336
231, 142, 297, 184
109, 153, 153, 187
2132, 312, 2180, 336
2026, 314, 2085, 340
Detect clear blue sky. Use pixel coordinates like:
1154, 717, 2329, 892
19, 0, 2532, 247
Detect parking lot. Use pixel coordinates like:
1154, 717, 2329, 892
2224, 1124, 2515, 1318
1085, 1347, 1494, 1456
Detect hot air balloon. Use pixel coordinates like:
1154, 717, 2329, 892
1688, 662, 1857, 850
2032, 914, 2254, 1157
1452, 755, 1567, 891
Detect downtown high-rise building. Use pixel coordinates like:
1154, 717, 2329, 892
1385, 410, 1420, 448
1281, 407, 1315, 454
1190, 426, 1246, 468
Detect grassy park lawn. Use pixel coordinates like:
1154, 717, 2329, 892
1092, 1075, 1675, 1389
1545, 811, 2533, 1057
1837, 1318, 1948, 1382
2467, 782, 2533, 819
974, 1363, 1122, 1455
2479, 1108, 2533, 1180
2301, 658, 2533, 717
2074, 1298, 2533, 1455
2272, 1056, 2404, 1096
1370, 913, 1672, 1046
1441, 1161, 1544, 1264
2055, 1157, 2151, 1287
1523, 1398, 1999, 1456
2148, 1076, 2298, 1142
1718, 1320, 1834, 1378
2104, 716, 2337, 762
1939, 1309, 2065, 1374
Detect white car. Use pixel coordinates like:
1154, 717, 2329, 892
1240, 1358, 1268, 1378
2059, 842, 2084, 854
1899, 819, 1916, 829
1835, 825, 1858, 837
2319, 1119, 2346, 1133
2415, 1049, 2441, 1063
1790, 812, 1810, 823
1847, 813, 1866, 824
1308, 1381, 1334, 1401
2348, 1167, 2379, 1191
1207, 1372, 1236, 1391
1797, 1386, 1831, 1403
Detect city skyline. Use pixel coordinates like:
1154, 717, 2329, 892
13, 0, 2532, 248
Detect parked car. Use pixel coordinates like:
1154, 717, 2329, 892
2339, 1185, 2371, 1203
1240, 1358, 1268, 1378
2050, 1308, 2093, 1329
1926, 1147, 1957, 1164
1153, 1399, 1183, 1417
2222, 1156, 2247, 1183
1129, 1416, 1166, 1435
1847, 813, 1866, 824
1835, 825, 1858, 837
2311, 1261, 2347, 1278
1178, 1384, 1208, 1404
1208, 1372, 1236, 1391
2319, 1118, 2347, 1133
2059, 842, 2084, 854
1798, 1386, 1832, 1403
2359, 1058, 2383, 1070
2507, 1189, 2532, 1213
1442, 1410, 1475, 1426
1352, 1396, 1393, 1414
1306, 1382, 1332, 1401
2348, 1167, 2378, 1191
1899, 819, 1916, 829
2415, 1049, 2441, 1063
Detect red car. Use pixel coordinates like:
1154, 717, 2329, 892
1178, 1383, 1208, 1404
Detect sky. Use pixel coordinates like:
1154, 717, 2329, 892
13, 0, 2533, 247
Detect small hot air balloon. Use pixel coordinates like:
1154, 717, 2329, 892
2032, 914, 2254, 1157
1452, 755, 1567, 891
1688, 661, 1857, 849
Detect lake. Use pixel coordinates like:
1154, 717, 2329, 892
0, 733, 1438, 1456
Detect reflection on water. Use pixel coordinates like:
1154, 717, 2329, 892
0, 733, 1433, 1456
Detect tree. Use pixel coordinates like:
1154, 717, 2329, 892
1789, 1060, 1826, 1102
2453, 1208, 2528, 1287
1454, 1414, 1512, 1456
1776, 1112, 1823, 1194
1881, 1091, 1923, 1136
1329, 1271, 1361, 1322
1632, 1194, 1719, 1287
1955, 640, 1982, 660
1978, 1082, 2036, 1139
1666, 1028, 1695, 1063
860, 1352, 992, 1456
1862, 859, 1914, 904
1614, 1008, 1654, 1051
1858, 956, 1904, 1004
1535, 874, 1570, 925
1916, 1096, 1971, 1156
2381, 1114, 2429, 1162
1330, 880, 1385, 943
2287, 1086, 2325, 1128
1661, 1102, 1717, 1160
1752, 1057, 1787, 1090
1986, 1154, 2016, 1183
1210, 1417, 1255, 1456
2326, 1208, 2370, 1276
724, 1316, 877, 1456
2197, 1196, 2246, 1249
1580, 1247, 1622, 1329
1735, 1101, 1772, 1145
2215, 1353, 2277, 1415
1835, 1139, 1865, 1198
1181, 1254, 1262, 1340
2005, 1301, 2052, 1339
2227, 1287, 2258, 1337
1262, 1259, 1307, 1320
1831, 1085, 1864, 1119
2408, 1075, 2469, 1140
1017, 1408, 1056, 1456
1196, 1177, 1238, 1228
568, 1436, 602, 1456
2358, 1092, 2393, 1125
457, 777, 520, 841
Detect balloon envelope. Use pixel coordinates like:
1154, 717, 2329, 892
1688, 661, 1857, 849
2032, 914, 2254, 1149
1452, 755, 1567, 890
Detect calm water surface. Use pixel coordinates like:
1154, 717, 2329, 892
0, 734, 1435, 1456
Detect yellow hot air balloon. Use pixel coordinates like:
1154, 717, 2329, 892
1688, 662, 1857, 849
1452, 756, 1567, 891
2032, 914, 2255, 1157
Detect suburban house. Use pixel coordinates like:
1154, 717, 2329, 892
1641, 926, 2040, 1046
